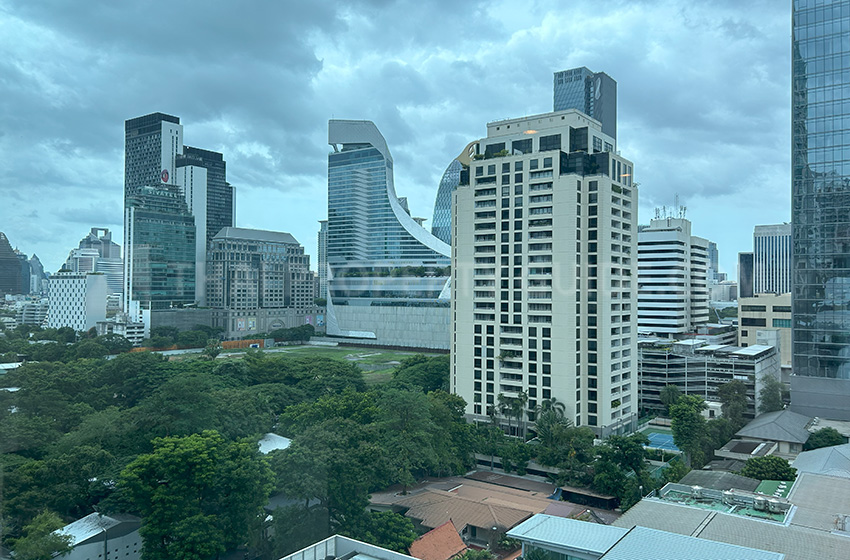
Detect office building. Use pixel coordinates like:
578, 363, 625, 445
325, 120, 451, 349
65, 228, 124, 296
430, 142, 475, 246
206, 228, 320, 338
0, 232, 23, 296
791, 0, 850, 420
707, 241, 720, 283
123, 185, 196, 312
176, 146, 233, 245
637, 338, 780, 418
28, 254, 45, 294
553, 67, 617, 139
317, 219, 328, 300
753, 223, 791, 295
124, 113, 183, 196
16, 299, 48, 326
452, 109, 637, 436
47, 271, 108, 332
174, 163, 208, 305
637, 217, 710, 337
739, 293, 792, 374
738, 252, 754, 299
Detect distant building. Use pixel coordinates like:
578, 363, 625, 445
28, 254, 46, 294
706, 241, 720, 283
738, 252, 754, 299
65, 228, 124, 297
325, 119, 451, 349
637, 217, 710, 338
176, 146, 233, 245
753, 223, 791, 295
0, 232, 23, 296
553, 67, 618, 139
430, 142, 475, 246
206, 227, 320, 338
637, 338, 780, 418
124, 112, 183, 197
738, 293, 792, 372
16, 299, 48, 326
123, 185, 196, 312
317, 219, 328, 300
47, 272, 108, 332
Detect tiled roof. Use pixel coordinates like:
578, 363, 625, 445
395, 490, 534, 531
736, 409, 813, 444
408, 521, 466, 560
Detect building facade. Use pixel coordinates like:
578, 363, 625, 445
0, 232, 23, 296
47, 272, 108, 332
791, 0, 850, 420
325, 120, 452, 349
124, 113, 183, 197
637, 217, 710, 338
317, 219, 328, 300
123, 185, 196, 311
738, 252, 754, 299
176, 146, 233, 245
638, 339, 781, 418
452, 109, 638, 436
65, 228, 124, 296
739, 293, 792, 371
206, 227, 319, 338
553, 67, 617, 139
753, 223, 792, 295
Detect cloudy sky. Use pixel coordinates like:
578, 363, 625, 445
0, 0, 789, 276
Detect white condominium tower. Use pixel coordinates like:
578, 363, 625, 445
637, 217, 710, 337
451, 109, 638, 436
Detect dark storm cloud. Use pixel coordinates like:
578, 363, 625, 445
0, 0, 790, 275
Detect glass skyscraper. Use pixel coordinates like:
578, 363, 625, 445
554, 67, 618, 140
791, 0, 850, 419
176, 146, 233, 245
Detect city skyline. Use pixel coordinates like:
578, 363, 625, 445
1, 1, 789, 275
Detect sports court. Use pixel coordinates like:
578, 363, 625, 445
645, 431, 680, 452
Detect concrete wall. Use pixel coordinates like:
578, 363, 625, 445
332, 304, 450, 350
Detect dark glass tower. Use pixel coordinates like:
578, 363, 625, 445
791, 0, 850, 419
124, 113, 182, 196
124, 185, 196, 310
554, 67, 617, 140
0, 232, 22, 296
177, 146, 233, 244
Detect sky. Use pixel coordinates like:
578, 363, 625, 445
0, 0, 790, 276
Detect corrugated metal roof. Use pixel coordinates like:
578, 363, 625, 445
600, 526, 783, 560
792, 443, 850, 478
507, 515, 627, 555
56, 513, 141, 546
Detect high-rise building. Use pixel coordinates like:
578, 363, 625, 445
706, 241, 719, 283
124, 113, 183, 197
325, 120, 451, 349
47, 271, 108, 332
738, 252, 754, 299
175, 163, 208, 305
430, 142, 475, 246
65, 228, 124, 296
451, 109, 638, 436
317, 220, 328, 300
15, 250, 31, 295
206, 227, 320, 338
637, 217, 710, 338
791, 0, 850, 419
28, 254, 45, 294
123, 185, 196, 311
0, 232, 23, 296
753, 223, 791, 295
176, 146, 233, 244
553, 67, 617, 139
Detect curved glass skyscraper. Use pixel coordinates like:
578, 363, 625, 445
326, 120, 451, 349
791, 0, 850, 420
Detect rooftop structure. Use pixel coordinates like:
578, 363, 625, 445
282, 535, 418, 560
792, 443, 850, 479
407, 521, 467, 560
553, 67, 617, 139
736, 409, 813, 455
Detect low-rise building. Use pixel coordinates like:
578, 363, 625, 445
56, 513, 142, 560
735, 409, 814, 456
738, 293, 791, 373
638, 339, 781, 418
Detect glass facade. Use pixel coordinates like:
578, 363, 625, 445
553, 67, 617, 139
431, 158, 463, 244
124, 112, 181, 196
792, 0, 850, 381
125, 185, 196, 310
177, 146, 233, 246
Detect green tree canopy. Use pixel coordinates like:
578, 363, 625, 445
670, 395, 708, 467
739, 455, 797, 481
804, 427, 847, 450
10, 511, 72, 560
119, 430, 273, 560
659, 385, 682, 416
758, 375, 784, 414
716, 380, 748, 430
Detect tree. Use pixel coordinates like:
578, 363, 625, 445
659, 384, 682, 416
119, 430, 273, 560
804, 427, 847, 450
670, 395, 708, 467
716, 380, 748, 430
758, 375, 784, 413
739, 455, 797, 481
202, 339, 222, 360
10, 511, 72, 560
353, 511, 417, 553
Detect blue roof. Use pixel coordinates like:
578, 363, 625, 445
507, 515, 628, 556
600, 526, 784, 560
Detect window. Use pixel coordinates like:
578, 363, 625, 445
741, 317, 767, 327
539, 134, 561, 151
592, 136, 603, 152
773, 318, 792, 328
741, 305, 767, 312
